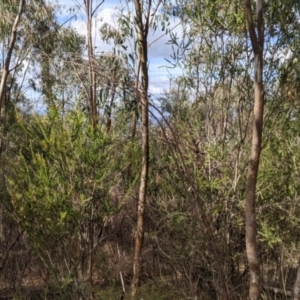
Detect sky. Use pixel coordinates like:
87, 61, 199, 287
55, 0, 183, 97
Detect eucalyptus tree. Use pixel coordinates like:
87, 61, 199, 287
27, 5, 85, 112
129, 0, 164, 296
243, 0, 300, 298
243, 0, 264, 298
130, 0, 151, 295
0, 0, 25, 118
47, 27, 85, 115
0, 0, 85, 114
0, 0, 24, 160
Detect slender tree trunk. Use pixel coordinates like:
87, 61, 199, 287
84, 1, 96, 283
0, 0, 25, 116
131, 0, 149, 297
244, 0, 264, 299
85, 0, 98, 127
83, 1, 104, 283
293, 263, 300, 300
88, 204, 94, 286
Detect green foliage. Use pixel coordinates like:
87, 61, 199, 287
182, 0, 245, 35
7, 109, 112, 247
257, 118, 300, 249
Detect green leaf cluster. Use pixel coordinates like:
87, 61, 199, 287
7, 109, 112, 248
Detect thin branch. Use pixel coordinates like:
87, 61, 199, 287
262, 284, 292, 297
148, 21, 182, 48
92, 0, 104, 17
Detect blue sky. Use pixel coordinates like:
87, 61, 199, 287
55, 0, 183, 96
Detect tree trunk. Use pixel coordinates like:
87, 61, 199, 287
131, 0, 149, 297
293, 264, 300, 300
0, 0, 25, 116
244, 0, 264, 299
84, 0, 98, 127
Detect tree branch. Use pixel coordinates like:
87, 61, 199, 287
0, 0, 25, 116
244, 0, 259, 54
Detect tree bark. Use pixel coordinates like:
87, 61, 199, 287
0, 0, 25, 116
131, 0, 150, 297
244, 0, 264, 299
